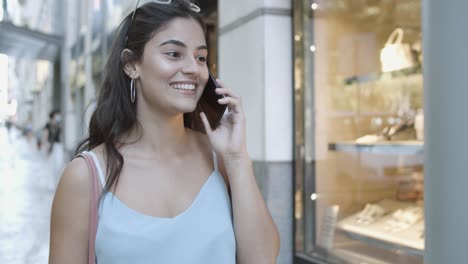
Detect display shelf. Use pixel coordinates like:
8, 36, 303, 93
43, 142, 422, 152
328, 141, 424, 155
332, 241, 423, 264
337, 229, 423, 257
343, 67, 422, 85
337, 200, 424, 256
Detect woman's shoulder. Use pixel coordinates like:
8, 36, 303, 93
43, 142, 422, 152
59, 155, 93, 195
59, 144, 105, 193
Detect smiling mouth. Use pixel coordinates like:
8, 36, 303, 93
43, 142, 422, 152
171, 83, 196, 91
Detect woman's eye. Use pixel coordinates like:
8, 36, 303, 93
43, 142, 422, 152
166, 52, 180, 58
197, 56, 207, 63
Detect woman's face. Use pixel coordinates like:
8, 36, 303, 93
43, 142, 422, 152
135, 17, 209, 117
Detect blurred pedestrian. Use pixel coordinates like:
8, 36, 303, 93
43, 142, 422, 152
23, 116, 34, 142
49, 1, 279, 264
4, 117, 13, 143
44, 110, 61, 156
35, 128, 43, 151
44, 110, 64, 188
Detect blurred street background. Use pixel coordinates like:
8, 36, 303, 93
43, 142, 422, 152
1, 0, 468, 264
0, 126, 54, 263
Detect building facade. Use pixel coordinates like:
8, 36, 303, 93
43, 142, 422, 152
290, 0, 468, 263
1, 0, 468, 264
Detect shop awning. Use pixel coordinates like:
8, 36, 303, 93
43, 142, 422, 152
0, 21, 62, 61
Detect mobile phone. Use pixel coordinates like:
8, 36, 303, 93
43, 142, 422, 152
198, 72, 227, 130
184, 71, 227, 133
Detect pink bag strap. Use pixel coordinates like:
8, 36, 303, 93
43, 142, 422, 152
77, 152, 101, 264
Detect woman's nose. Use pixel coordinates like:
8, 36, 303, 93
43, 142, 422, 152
181, 57, 199, 75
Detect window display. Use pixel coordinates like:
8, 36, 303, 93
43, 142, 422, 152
293, 0, 424, 263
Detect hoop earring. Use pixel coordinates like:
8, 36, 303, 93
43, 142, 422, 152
130, 78, 136, 103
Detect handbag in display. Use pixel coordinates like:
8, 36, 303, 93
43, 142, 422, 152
380, 28, 415, 72
76, 152, 101, 264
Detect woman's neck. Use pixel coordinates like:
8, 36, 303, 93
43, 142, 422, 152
121, 113, 192, 160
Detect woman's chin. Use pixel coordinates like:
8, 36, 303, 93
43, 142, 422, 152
168, 99, 199, 114
177, 104, 198, 114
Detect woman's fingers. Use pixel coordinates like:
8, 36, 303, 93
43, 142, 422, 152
213, 79, 243, 114
215, 88, 240, 99
199, 112, 213, 135
214, 79, 239, 99
218, 96, 242, 113
215, 78, 225, 88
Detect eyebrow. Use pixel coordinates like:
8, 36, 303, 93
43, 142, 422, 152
159, 40, 207, 50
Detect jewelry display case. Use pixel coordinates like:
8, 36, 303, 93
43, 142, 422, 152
293, 0, 424, 263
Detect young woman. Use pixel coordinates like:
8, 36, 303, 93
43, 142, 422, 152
49, 1, 280, 263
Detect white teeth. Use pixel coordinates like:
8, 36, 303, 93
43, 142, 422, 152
171, 83, 196, 90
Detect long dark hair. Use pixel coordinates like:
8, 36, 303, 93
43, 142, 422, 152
75, 0, 206, 193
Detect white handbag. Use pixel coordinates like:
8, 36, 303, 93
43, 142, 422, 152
380, 28, 415, 72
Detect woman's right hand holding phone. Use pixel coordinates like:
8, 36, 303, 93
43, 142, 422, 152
200, 79, 247, 161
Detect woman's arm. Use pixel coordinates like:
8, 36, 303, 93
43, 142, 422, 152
219, 154, 280, 264
200, 78, 280, 263
49, 158, 91, 264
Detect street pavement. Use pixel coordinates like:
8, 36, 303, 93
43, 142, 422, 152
0, 127, 58, 264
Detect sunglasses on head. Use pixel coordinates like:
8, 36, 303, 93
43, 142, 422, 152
124, 0, 201, 47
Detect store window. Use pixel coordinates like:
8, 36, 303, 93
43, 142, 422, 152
293, 0, 424, 263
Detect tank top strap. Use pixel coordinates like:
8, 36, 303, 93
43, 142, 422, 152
85, 151, 106, 189
212, 151, 218, 172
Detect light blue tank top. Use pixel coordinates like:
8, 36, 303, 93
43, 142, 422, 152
86, 151, 236, 264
